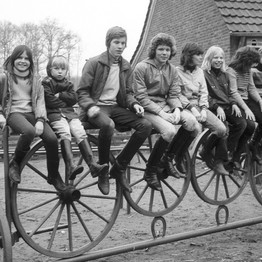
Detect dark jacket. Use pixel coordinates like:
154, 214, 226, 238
77, 51, 139, 120
42, 76, 78, 123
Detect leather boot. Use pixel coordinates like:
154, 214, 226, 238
174, 132, 195, 174
199, 133, 218, 168
61, 139, 84, 180
9, 149, 28, 184
160, 127, 194, 176
145, 136, 176, 181
248, 126, 262, 165
214, 160, 229, 175
110, 160, 132, 193
144, 165, 162, 191
79, 139, 109, 195
47, 159, 67, 191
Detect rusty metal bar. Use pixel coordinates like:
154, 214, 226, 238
59, 216, 262, 261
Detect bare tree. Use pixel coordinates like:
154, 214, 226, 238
18, 23, 45, 74
0, 21, 18, 63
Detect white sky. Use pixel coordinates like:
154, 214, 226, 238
2, 0, 149, 74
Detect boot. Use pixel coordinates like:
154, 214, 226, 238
199, 133, 218, 168
47, 159, 67, 191
144, 165, 162, 191
60, 139, 84, 180
160, 127, 193, 177
214, 160, 229, 175
143, 136, 168, 189
9, 149, 28, 184
248, 126, 262, 165
174, 131, 195, 174
110, 160, 132, 193
78, 139, 109, 195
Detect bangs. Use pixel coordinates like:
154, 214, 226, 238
52, 57, 68, 69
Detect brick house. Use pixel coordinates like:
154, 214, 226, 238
131, 0, 262, 67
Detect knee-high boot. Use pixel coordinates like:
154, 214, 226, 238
47, 159, 67, 191
144, 136, 169, 191
248, 125, 262, 164
160, 127, 193, 176
60, 139, 84, 180
200, 133, 228, 175
9, 149, 28, 184
78, 139, 109, 195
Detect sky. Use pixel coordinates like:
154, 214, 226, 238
1, 0, 149, 74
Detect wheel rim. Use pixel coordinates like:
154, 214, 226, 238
249, 158, 262, 205
123, 147, 191, 217
0, 206, 12, 262
191, 130, 249, 205
11, 136, 121, 259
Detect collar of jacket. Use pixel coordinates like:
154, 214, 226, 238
144, 58, 170, 69
98, 51, 130, 72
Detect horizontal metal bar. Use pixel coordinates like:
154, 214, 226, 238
59, 216, 262, 262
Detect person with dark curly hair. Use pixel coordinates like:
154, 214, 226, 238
177, 42, 229, 175
227, 46, 262, 164
252, 48, 262, 92
133, 33, 200, 191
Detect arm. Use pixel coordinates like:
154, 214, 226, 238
77, 60, 97, 111
42, 79, 67, 109
166, 67, 183, 110
58, 81, 78, 107
197, 69, 209, 110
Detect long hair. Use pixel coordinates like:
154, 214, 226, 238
228, 46, 260, 74
202, 46, 226, 72
147, 33, 177, 60
180, 42, 204, 67
3, 45, 34, 83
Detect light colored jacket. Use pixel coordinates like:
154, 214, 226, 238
176, 65, 209, 110
0, 71, 47, 122
133, 58, 183, 115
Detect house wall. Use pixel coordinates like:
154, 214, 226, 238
134, 0, 232, 67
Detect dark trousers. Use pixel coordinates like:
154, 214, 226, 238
87, 105, 152, 165
223, 107, 255, 153
7, 112, 59, 165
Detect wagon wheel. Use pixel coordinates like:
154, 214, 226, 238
11, 135, 122, 259
249, 143, 262, 206
191, 129, 249, 205
123, 135, 191, 217
0, 205, 12, 262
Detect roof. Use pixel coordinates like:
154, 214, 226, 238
214, 0, 262, 32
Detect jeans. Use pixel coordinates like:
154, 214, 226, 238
7, 112, 59, 165
86, 105, 152, 165
50, 117, 87, 144
144, 109, 200, 142
222, 106, 255, 153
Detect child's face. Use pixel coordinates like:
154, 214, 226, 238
51, 65, 67, 81
211, 50, 224, 69
14, 51, 30, 72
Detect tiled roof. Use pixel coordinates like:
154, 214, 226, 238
214, 0, 262, 32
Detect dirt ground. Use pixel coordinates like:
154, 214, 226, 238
1, 158, 262, 262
